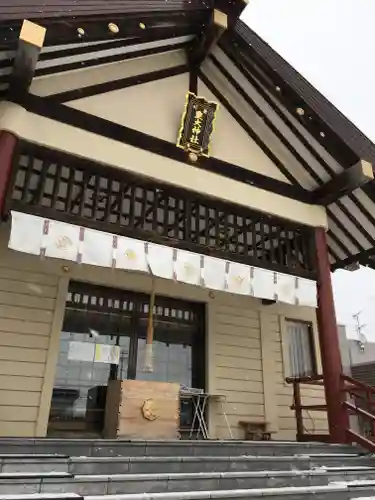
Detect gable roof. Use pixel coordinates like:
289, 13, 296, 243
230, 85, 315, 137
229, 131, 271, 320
216, 20, 375, 271
234, 20, 375, 166
1, 2, 375, 272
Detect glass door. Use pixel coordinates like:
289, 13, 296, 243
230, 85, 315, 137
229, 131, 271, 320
48, 282, 205, 438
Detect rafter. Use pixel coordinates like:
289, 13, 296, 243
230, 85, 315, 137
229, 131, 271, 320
188, 9, 227, 68
9, 19, 46, 98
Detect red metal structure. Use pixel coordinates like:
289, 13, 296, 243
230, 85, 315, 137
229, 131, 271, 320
288, 374, 375, 451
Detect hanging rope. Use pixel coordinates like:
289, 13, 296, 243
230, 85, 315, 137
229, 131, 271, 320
143, 279, 155, 372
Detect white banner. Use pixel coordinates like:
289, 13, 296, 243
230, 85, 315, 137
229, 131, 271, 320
8, 211, 317, 307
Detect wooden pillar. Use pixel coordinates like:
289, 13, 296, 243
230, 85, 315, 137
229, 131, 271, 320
315, 227, 349, 443
0, 131, 17, 216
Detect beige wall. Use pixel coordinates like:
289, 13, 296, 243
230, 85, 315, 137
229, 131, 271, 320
30, 49, 291, 184
0, 225, 327, 439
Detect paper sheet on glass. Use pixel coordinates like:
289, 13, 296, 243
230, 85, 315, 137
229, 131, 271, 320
9, 211, 44, 255
276, 273, 297, 304
226, 261, 251, 295
203, 256, 226, 291
251, 267, 275, 300
297, 278, 318, 308
116, 237, 148, 272
147, 243, 174, 279
174, 249, 201, 286
81, 228, 114, 267
43, 219, 80, 261
94, 344, 120, 364
68, 341, 95, 362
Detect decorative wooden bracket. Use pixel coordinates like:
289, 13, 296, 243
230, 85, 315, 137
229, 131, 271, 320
313, 159, 374, 206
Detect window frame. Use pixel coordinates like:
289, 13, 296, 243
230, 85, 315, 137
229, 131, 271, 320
283, 318, 318, 380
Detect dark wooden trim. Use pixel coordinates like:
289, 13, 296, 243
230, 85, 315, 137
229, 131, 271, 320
229, 27, 360, 169
51, 64, 188, 103
313, 161, 374, 206
217, 41, 375, 255
210, 53, 329, 189
11, 93, 313, 204
189, 66, 198, 94
188, 10, 225, 68
218, 42, 375, 244
0, 7, 209, 40
7, 140, 316, 279
331, 246, 375, 272
34, 40, 190, 78
0, 131, 18, 216
9, 20, 46, 98
198, 69, 303, 187
327, 208, 369, 253
39, 28, 194, 62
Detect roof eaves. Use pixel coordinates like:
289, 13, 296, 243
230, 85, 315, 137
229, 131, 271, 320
233, 19, 375, 165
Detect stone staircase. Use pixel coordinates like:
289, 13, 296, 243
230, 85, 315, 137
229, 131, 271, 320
0, 440, 375, 500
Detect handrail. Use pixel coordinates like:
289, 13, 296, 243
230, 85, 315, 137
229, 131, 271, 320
344, 401, 375, 421
347, 428, 375, 452
286, 375, 324, 384
287, 373, 375, 450
342, 374, 375, 395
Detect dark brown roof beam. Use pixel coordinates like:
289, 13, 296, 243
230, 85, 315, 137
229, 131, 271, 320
8, 20, 45, 99
188, 8, 228, 68
313, 160, 374, 206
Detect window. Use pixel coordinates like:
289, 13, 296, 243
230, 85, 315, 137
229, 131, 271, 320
285, 320, 316, 378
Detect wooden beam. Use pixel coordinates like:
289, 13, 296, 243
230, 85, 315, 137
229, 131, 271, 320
9, 19, 46, 97
313, 160, 374, 206
0, 132, 18, 218
11, 92, 313, 205
188, 9, 227, 68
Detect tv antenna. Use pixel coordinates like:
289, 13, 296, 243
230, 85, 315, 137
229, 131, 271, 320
353, 311, 367, 349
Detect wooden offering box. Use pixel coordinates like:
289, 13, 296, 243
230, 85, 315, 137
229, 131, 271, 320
104, 380, 180, 439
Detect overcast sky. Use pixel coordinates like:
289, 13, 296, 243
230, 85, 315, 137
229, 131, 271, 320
242, 0, 375, 340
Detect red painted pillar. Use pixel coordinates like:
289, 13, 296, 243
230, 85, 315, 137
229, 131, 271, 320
315, 227, 349, 443
0, 131, 17, 217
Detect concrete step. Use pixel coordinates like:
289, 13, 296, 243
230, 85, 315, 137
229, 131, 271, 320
0, 439, 361, 458
1, 454, 373, 475
0, 483, 375, 500
2, 468, 375, 495
70, 454, 375, 475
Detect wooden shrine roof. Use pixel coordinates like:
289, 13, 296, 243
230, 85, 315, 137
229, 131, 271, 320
0, 0, 374, 271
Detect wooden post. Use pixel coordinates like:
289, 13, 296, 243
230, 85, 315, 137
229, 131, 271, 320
0, 131, 17, 216
293, 382, 304, 441
315, 227, 349, 443
143, 281, 156, 372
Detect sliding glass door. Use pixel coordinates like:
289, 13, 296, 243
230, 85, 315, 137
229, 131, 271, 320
48, 282, 205, 437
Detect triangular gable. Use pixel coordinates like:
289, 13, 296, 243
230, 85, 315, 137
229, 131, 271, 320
31, 43, 292, 184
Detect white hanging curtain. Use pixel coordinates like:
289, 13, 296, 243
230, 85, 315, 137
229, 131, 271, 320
8, 211, 317, 308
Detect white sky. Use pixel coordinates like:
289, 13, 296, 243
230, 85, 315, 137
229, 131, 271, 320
242, 0, 375, 340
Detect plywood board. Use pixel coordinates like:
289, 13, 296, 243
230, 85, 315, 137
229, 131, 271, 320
105, 379, 179, 440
